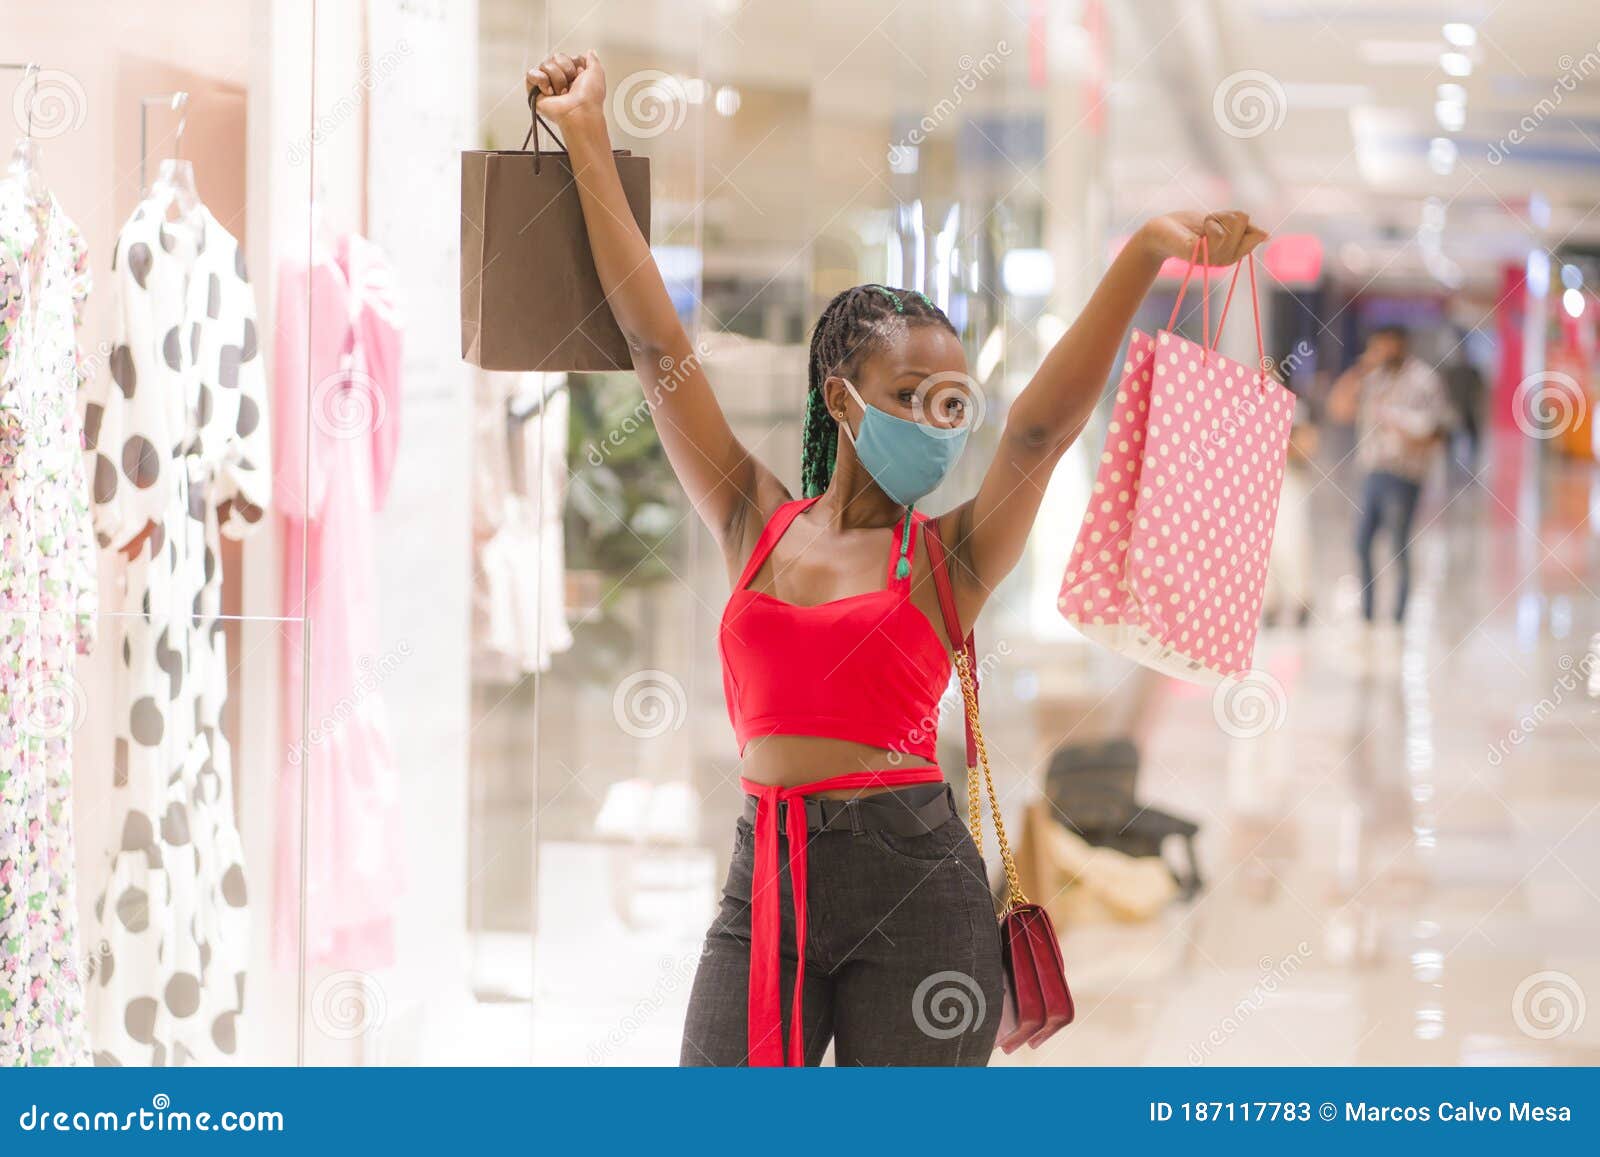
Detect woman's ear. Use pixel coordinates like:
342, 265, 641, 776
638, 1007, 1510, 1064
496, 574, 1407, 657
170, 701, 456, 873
824, 375, 855, 425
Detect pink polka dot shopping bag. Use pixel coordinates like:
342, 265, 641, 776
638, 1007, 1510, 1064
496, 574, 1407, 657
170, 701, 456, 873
1058, 240, 1296, 684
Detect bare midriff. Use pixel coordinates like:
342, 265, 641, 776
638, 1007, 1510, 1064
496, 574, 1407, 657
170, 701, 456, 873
737, 733, 940, 798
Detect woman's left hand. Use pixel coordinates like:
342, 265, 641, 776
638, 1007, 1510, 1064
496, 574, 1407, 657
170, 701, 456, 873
1139, 210, 1269, 265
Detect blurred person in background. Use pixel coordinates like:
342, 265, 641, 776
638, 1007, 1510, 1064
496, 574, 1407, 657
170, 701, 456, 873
1329, 325, 1456, 628
1441, 335, 1487, 475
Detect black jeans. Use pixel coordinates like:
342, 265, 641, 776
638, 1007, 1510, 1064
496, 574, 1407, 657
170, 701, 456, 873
680, 785, 1005, 1066
1356, 469, 1423, 623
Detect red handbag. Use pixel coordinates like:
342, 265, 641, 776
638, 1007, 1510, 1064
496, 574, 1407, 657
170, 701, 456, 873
923, 520, 1075, 1052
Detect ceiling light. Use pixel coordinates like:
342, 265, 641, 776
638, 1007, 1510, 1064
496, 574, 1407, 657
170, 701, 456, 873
1562, 287, 1585, 318
1528, 192, 1551, 229
1360, 40, 1444, 65
1436, 83, 1467, 105
713, 85, 741, 117
1560, 264, 1583, 291
1443, 23, 1477, 48
1428, 136, 1458, 174
1001, 248, 1055, 297
1435, 100, 1466, 132
888, 145, 918, 175
1526, 250, 1550, 299
1440, 52, 1472, 78
1279, 82, 1374, 108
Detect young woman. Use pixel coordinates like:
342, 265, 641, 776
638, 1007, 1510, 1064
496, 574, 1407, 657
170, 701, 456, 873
527, 50, 1266, 1067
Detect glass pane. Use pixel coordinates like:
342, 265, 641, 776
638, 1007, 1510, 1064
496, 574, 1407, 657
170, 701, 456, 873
2, 2, 311, 1066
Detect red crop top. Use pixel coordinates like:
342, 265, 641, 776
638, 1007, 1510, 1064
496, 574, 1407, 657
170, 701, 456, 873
719, 498, 951, 764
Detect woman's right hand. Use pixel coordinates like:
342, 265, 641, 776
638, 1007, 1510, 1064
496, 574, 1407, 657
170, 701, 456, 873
526, 51, 606, 128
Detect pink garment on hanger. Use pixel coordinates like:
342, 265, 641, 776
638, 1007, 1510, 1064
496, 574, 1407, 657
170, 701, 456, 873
272, 233, 404, 970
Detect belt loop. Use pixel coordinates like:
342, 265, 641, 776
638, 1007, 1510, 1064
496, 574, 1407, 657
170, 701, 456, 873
847, 797, 862, 836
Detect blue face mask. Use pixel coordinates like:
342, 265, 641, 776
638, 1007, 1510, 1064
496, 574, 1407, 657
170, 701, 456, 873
838, 379, 970, 507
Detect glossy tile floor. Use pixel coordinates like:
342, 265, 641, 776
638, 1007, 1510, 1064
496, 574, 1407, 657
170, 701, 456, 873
484, 443, 1600, 1066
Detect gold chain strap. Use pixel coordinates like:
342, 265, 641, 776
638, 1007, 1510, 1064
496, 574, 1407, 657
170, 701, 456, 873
952, 650, 1028, 910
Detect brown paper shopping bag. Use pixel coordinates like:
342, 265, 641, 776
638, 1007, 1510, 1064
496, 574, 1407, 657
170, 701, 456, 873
461, 93, 651, 372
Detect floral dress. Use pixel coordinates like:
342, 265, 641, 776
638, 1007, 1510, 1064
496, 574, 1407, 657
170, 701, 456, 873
0, 181, 99, 1067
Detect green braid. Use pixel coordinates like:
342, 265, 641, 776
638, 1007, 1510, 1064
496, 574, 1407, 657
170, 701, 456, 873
866, 284, 905, 313
894, 509, 914, 579
800, 388, 837, 498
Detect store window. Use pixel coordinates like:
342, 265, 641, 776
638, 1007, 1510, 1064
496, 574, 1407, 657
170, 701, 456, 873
2, 0, 1108, 1067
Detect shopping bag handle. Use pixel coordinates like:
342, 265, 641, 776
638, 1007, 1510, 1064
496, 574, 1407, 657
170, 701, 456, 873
1209, 253, 1268, 376
1164, 233, 1211, 344
1164, 227, 1269, 377
522, 89, 566, 173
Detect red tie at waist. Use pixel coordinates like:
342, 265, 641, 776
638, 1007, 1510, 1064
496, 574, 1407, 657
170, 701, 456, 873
739, 767, 946, 1066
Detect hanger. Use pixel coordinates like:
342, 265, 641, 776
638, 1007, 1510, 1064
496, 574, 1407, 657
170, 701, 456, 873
140, 91, 200, 226
1, 63, 51, 210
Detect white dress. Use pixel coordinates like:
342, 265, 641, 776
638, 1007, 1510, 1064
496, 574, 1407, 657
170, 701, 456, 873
472, 373, 572, 678
0, 183, 98, 1067
83, 199, 270, 1065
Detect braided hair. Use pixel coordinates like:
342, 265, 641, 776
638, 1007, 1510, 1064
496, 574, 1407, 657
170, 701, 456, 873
801, 284, 956, 500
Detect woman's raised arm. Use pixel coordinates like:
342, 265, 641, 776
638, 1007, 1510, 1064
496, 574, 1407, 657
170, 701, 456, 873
528, 52, 782, 547
946, 211, 1268, 617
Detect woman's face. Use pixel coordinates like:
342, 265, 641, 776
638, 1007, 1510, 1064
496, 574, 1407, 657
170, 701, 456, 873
825, 324, 973, 433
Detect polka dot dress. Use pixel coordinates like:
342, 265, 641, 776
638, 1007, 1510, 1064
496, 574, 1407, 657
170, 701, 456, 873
1059, 327, 1296, 683
84, 200, 268, 1066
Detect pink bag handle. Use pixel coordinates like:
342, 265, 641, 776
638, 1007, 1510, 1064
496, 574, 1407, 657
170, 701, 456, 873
1209, 253, 1269, 375
1165, 234, 1211, 341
